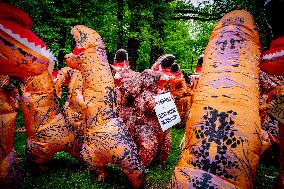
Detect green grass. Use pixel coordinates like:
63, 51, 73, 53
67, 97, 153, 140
14, 111, 280, 188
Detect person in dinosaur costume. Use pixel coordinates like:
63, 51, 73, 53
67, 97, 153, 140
53, 66, 84, 138
170, 10, 271, 188
65, 25, 146, 188
20, 70, 84, 169
261, 0, 284, 187
0, 2, 53, 187
151, 54, 191, 125
112, 49, 172, 167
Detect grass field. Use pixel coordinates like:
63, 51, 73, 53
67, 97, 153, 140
14, 110, 280, 189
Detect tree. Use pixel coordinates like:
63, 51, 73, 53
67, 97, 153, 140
174, 0, 270, 49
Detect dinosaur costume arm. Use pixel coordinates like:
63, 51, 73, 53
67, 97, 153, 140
19, 91, 36, 136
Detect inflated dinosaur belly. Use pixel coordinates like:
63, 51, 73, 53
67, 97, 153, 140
20, 72, 80, 167
65, 25, 146, 188
171, 10, 270, 189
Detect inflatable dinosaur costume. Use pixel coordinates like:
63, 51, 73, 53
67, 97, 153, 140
261, 1, 284, 187
151, 54, 191, 125
0, 2, 53, 187
54, 66, 84, 137
112, 49, 172, 167
171, 10, 270, 188
65, 25, 146, 188
54, 66, 84, 160
20, 70, 84, 168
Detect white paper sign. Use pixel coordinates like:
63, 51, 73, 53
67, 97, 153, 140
154, 92, 181, 131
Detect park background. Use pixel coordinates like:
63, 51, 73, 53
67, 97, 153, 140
6, 0, 280, 188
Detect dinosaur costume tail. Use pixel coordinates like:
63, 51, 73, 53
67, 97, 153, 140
171, 10, 270, 189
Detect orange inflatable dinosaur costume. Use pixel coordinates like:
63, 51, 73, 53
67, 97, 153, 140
20, 70, 85, 168
0, 2, 53, 187
170, 10, 270, 188
54, 67, 84, 138
65, 25, 146, 188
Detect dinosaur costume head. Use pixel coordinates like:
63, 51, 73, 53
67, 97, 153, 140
0, 2, 33, 29
0, 3, 55, 77
151, 54, 175, 71
71, 25, 104, 51
66, 25, 107, 70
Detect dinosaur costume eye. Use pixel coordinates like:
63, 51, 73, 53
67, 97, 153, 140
77, 29, 87, 46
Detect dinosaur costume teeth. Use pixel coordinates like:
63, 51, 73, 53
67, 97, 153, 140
262, 49, 284, 60
260, 36, 284, 76
0, 19, 56, 77
0, 21, 54, 61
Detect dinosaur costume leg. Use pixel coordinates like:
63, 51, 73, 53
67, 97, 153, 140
133, 124, 159, 167
156, 129, 172, 165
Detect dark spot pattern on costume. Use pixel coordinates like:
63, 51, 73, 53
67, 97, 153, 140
187, 106, 242, 182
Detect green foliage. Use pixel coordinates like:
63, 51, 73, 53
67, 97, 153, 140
255, 161, 280, 189
7, 0, 271, 72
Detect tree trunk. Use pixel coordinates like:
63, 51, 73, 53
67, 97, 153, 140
58, 26, 67, 68
127, 0, 142, 70
150, 2, 165, 65
117, 0, 124, 49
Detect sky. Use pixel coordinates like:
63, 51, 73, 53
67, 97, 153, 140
184, 0, 214, 7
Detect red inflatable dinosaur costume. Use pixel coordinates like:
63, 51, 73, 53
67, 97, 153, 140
65, 25, 146, 188
171, 10, 270, 188
151, 54, 191, 125
113, 50, 172, 167
0, 2, 53, 187
261, 1, 284, 187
